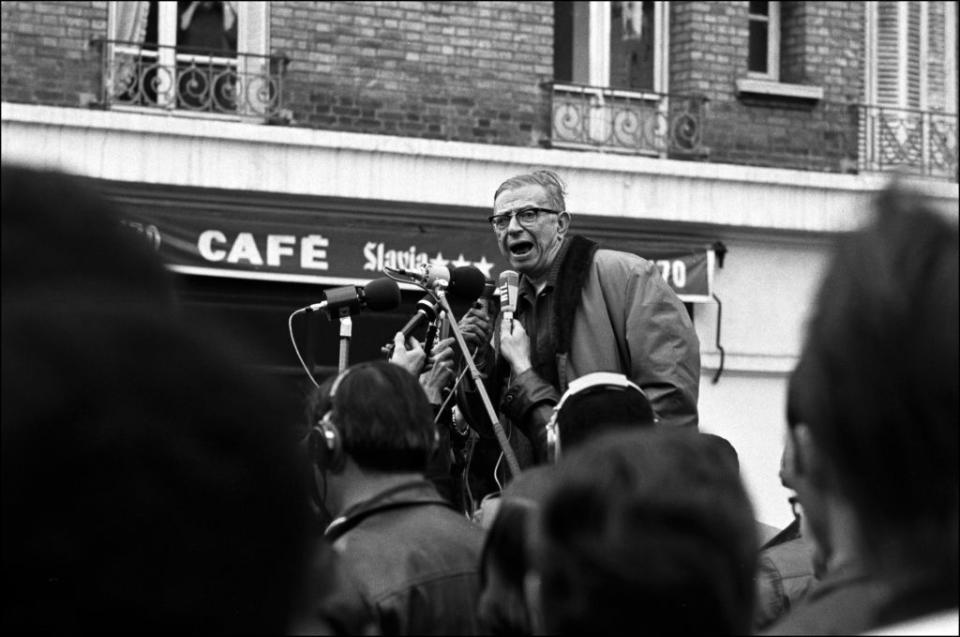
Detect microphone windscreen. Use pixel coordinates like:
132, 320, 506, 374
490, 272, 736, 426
423, 264, 452, 287
362, 277, 402, 311
498, 270, 519, 313
447, 265, 486, 302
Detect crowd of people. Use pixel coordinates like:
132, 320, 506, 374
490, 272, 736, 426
2, 164, 957, 635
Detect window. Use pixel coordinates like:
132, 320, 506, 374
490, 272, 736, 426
867, 1, 957, 111
553, 1, 668, 93
610, 0, 656, 91
748, 1, 780, 80
551, 2, 691, 155
863, 1, 958, 176
106, 1, 271, 117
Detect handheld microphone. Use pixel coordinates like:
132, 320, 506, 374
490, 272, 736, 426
306, 277, 401, 317
381, 294, 439, 355
422, 311, 442, 357
498, 270, 519, 332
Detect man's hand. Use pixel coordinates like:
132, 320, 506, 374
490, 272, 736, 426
500, 316, 532, 375
388, 331, 426, 376
460, 303, 493, 350
419, 336, 455, 404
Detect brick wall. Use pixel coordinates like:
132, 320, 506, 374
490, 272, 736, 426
1, 1, 105, 107
2, 1, 553, 147
272, 1, 553, 145
669, 1, 864, 172
1, 1, 878, 171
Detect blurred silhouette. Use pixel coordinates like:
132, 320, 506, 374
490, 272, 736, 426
527, 428, 758, 635
2, 165, 314, 633
475, 371, 657, 634
766, 186, 958, 634
476, 464, 555, 635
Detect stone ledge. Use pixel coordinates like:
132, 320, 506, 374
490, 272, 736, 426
736, 78, 825, 101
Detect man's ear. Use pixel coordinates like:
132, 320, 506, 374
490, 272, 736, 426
556, 211, 571, 237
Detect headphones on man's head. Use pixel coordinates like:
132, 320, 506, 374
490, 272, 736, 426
545, 372, 657, 463
311, 367, 443, 473
311, 369, 351, 474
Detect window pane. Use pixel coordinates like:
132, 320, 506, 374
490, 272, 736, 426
177, 0, 237, 53
610, 1, 655, 90
749, 21, 769, 73
749, 1, 769, 17
554, 1, 574, 82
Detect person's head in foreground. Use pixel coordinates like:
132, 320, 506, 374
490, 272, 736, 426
2, 165, 312, 633
781, 185, 958, 629
527, 428, 758, 635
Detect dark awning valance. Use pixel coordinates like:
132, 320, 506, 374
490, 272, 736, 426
95, 179, 718, 303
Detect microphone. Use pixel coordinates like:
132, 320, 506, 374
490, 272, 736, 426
498, 270, 519, 331
381, 294, 439, 355
386, 263, 451, 289
384, 264, 486, 303
446, 265, 486, 303
306, 277, 401, 317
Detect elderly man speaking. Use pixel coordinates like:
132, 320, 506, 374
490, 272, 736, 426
458, 170, 700, 496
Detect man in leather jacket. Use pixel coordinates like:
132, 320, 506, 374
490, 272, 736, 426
309, 360, 484, 636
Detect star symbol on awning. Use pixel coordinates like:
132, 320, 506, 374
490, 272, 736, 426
473, 256, 495, 278
430, 252, 450, 268
451, 253, 472, 268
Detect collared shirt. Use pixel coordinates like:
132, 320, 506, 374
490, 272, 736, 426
514, 237, 572, 391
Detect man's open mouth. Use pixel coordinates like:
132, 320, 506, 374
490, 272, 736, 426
509, 241, 534, 257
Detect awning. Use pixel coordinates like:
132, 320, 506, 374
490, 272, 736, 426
96, 179, 718, 303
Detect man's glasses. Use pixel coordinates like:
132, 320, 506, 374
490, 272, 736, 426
488, 207, 560, 232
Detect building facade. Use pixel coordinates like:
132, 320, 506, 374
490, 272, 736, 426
2, 1, 957, 527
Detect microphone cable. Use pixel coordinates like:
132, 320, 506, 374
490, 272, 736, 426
288, 308, 320, 389
432, 341, 482, 426
382, 267, 415, 287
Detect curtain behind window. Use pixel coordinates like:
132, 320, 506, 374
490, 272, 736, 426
112, 1, 150, 43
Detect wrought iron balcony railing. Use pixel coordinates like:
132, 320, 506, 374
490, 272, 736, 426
856, 104, 958, 180
547, 82, 709, 157
93, 39, 289, 119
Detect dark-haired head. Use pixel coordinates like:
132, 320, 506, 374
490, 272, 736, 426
1, 164, 177, 309
796, 185, 958, 573
477, 465, 556, 635
321, 360, 437, 472
530, 428, 757, 635
553, 375, 657, 453
2, 165, 311, 632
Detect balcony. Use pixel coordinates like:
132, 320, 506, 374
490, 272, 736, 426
547, 82, 710, 158
93, 39, 289, 121
857, 104, 958, 180
547, 83, 957, 181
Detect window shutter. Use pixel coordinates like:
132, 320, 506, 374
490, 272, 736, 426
906, 2, 922, 109
925, 2, 948, 111
875, 2, 902, 107
875, 1, 949, 110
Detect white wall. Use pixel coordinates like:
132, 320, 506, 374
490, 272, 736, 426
694, 236, 832, 527
699, 370, 793, 527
